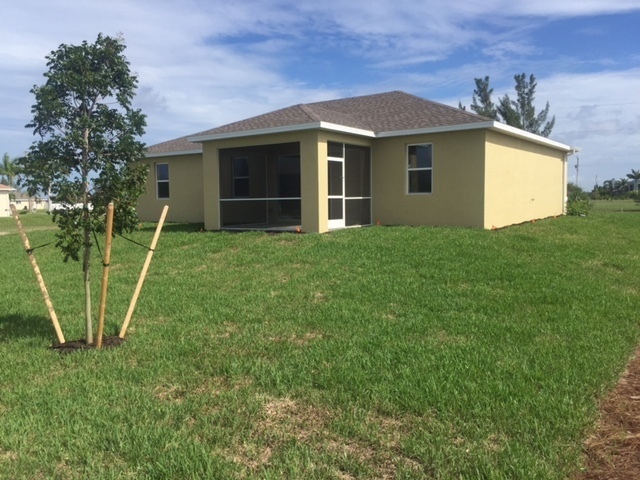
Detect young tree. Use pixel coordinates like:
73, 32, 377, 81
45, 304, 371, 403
497, 73, 555, 137
469, 76, 498, 119
19, 33, 148, 344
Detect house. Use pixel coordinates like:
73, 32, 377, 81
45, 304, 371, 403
137, 91, 577, 232
1, 184, 16, 218
11, 192, 48, 213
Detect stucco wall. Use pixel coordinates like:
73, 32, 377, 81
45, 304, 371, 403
137, 153, 204, 223
0, 192, 11, 218
484, 130, 566, 229
371, 129, 487, 228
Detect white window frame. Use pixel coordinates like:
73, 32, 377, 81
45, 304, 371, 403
156, 163, 170, 199
406, 143, 433, 195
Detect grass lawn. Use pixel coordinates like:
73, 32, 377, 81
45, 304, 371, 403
1, 209, 639, 478
0, 211, 57, 235
592, 198, 640, 214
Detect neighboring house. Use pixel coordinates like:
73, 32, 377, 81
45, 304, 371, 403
1, 184, 16, 218
137, 91, 578, 232
11, 192, 48, 213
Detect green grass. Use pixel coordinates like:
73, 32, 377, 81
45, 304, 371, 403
0, 211, 57, 235
1, 211, 639, 478
592, 198, 640, 213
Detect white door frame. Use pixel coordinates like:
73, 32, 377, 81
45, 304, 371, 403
327, 156, 345, 229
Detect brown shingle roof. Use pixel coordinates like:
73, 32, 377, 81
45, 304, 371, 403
146, 134, 202, 156
147, 91, 492, 155
196, 91, 489, 136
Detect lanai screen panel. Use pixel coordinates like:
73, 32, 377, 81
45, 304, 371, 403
345, 144, 371, 226
219, 142, 301, 229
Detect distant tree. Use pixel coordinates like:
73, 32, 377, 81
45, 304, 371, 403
602, 178, 619, 198
470, 76, 498, 119
627, 169, 640, 192
0, 153, 22, 201
461, 73, 555, 137
0, 152, 21, 188
617, 177, 630, 196
497, 73, 555, 137
18, 33, 148, 344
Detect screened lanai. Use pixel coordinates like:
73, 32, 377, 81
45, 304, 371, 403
219, 142, 301, 230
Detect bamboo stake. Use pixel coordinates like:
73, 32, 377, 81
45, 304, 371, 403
96, 202, 115, 349
10, 204, 65, 344
119, 205, 169, 339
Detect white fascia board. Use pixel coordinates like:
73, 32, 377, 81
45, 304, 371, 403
378, 121, 576, 153
488, 122, 575, 152
186, 119, 577, 153
189, 122, 375, 143
145, 149, 202, 158
189, 123, 322, 142
376, 121, 495, 138
317, 122, 376, 137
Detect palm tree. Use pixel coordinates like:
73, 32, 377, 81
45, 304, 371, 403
603, 178, 618, 197
0, 152, 21, 188
627, 169, 640, 192
618, 178, 630, 195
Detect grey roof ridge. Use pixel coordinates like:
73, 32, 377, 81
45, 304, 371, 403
298, 104, 323, 122
303, 102, 373, 130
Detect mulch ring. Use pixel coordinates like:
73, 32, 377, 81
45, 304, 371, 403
51, 336, 125, 354
574, 345, 640, 479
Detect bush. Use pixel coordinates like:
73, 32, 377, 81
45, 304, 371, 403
566, 182, 593, 216
567, 199, 592, 216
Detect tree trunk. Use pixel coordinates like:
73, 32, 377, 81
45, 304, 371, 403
83, 216, 92, 344
82, 128, 93, 345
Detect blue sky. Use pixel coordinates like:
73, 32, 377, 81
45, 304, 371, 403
1, 0, 639, 189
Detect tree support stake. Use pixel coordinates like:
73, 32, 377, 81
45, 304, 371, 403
119, 205, 169, 339
10, 204, 65, 344
96, 202, 115, 349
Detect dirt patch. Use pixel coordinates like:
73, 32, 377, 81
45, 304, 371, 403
226, 395, 421, 478
268, 332, 323, 346
50, 336, 125, 354
574, 346, 640, 479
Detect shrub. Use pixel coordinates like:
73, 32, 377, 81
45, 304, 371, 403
566, 182, 593, 216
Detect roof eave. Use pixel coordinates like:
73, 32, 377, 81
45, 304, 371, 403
376, 121, 496, 138
488, 122, 576, 153
185, 120, 576, 154
189, 123, 320, 142
188, 121, 376, 143
145, 149, 202, 158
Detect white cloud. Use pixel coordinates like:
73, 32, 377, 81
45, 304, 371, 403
1, 0, 639, 188
540, 69, 640, 185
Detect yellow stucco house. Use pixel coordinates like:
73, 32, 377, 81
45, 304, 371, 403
1, 184, 16, 218
137, 91, 577, 232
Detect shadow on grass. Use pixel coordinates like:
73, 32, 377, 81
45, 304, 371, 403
0, 314, 58, 341
137, 222, 205, 234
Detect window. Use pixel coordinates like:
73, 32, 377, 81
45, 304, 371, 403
156, 163, 169, 199
407, 144, 433, 194
232, 157, 250, 197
